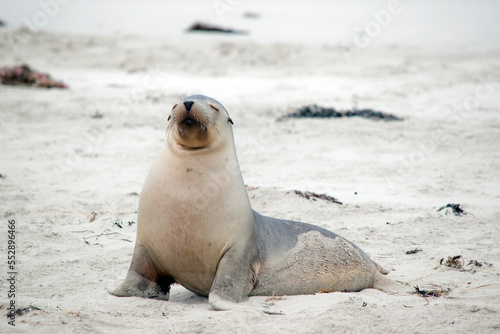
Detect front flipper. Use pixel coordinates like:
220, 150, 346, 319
208, 247, 254, 307
209, 293, 284, 315
208, 248, 283, 315
108, 242, 173, 300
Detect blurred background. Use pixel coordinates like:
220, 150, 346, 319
1, 0, 499, 49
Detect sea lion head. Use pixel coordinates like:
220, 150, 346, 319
167, 95, 233, 149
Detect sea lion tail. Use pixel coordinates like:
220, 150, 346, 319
375, 262, 390, 275
372, 271, 406, 294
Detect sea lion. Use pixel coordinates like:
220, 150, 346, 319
109, 94, 398, 311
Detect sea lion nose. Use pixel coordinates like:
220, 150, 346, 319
183, 101, 194, 112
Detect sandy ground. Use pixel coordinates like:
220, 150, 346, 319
1, 19, 500, 334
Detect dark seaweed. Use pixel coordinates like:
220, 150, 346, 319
281, 105, 402, 121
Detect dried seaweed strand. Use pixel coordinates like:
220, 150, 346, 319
294, 190, 342, 205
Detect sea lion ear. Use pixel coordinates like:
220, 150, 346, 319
228, 117, 234, 125
167, 115, 171, 121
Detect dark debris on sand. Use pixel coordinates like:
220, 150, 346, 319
439, 255, 492, 272
187, 22, 246, 34
414, 285, 450, 298
440, 255, 464, 269
405, 248, 423, 254
293, 190, 342, 205
466, 259, 492, 268
0, 64, 68, 88
15, 305, 44, 316
280, 104, 403, 121
437, 203, 466, 216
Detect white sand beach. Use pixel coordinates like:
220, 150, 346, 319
1, 1, 500, 333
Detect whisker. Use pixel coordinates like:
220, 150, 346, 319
166, 115, 178, 133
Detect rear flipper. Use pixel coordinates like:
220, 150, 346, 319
107, 242, 173, 300
375, 262, 390, 275
372, 271, 407, 294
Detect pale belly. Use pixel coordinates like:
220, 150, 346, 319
135, 147, 254, 295
139, 214, 229, 295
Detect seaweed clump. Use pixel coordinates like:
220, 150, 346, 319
281, 105, 402, 121
0, 64, 68, 88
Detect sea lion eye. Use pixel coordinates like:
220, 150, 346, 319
172, 103, 178, 110
209, 104, 219, 112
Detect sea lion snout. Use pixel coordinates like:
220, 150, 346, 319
183, 100, 194, 112
177, 102, 206, 128
169, 96, 222, 148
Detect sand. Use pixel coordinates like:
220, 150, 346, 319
1, 6, 500, 333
